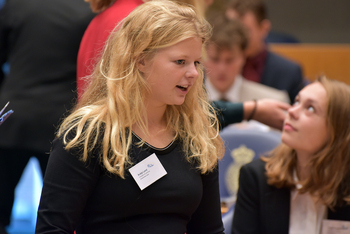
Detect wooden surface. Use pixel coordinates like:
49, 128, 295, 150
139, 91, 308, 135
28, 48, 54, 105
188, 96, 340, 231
269, 44, 350, 85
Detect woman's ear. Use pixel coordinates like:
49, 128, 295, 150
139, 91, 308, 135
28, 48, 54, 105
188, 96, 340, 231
138, 53, 154, 75
137, 56, 147, 73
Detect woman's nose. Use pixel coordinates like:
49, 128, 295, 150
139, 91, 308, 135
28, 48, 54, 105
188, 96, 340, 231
186, 63, 199, 79
287, 104, 299, 119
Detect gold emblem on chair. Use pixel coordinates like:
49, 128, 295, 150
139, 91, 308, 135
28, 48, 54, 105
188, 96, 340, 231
226, 145, 255, 195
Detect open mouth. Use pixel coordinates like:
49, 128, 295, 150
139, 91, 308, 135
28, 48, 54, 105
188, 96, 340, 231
176, 85, 189, 91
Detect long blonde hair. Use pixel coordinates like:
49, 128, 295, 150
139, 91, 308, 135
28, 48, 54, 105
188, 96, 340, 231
262, 76, 350, 209
58, 0, 224, 178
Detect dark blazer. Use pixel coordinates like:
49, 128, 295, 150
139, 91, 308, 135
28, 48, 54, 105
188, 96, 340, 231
0, 0, 95, 152
232, 159, 350, 234
261, 51, 304, 103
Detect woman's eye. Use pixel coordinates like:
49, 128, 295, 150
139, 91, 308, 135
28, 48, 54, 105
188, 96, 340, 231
176, 60, 185, 65
307, 106, 315, 112
293, 100, 299, 106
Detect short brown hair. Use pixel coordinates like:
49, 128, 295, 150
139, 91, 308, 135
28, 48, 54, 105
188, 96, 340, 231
207, 15, 248, 52
227, 0, 268, 23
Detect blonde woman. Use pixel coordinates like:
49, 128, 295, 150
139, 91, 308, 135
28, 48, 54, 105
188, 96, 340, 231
77, 0, 290, 130
36, 1, 225, 233
232, 76, 350, 234
77, 0, 208, 97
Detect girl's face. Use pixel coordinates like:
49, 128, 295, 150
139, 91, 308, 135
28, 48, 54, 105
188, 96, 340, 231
282, 82, 329, 156
139, 37, 202, 108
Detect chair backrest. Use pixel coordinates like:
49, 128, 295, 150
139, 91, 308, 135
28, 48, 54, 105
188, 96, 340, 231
222, 205, 235, 234
218, 126, 281, 204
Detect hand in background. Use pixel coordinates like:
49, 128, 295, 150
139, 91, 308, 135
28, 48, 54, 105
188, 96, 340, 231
244, 99, 290, 130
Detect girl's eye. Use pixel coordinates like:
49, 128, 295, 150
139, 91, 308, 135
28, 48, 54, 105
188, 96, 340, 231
293, 100, 299, 106
307, 106, 315, 112
194, 61, 201, 67
176, 60, 185, 65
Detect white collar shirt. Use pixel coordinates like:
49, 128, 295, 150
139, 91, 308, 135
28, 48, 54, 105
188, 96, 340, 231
289, 170, 327, 234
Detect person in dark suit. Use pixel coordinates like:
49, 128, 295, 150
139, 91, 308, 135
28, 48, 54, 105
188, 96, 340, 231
232, 76, 350, 234
0, 0, 94, 232
226, 0, 304, 102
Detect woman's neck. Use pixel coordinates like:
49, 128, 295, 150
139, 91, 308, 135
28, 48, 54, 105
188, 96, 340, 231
295, 151, 312, 181
143, 98, 168, 124
132, 103, 174, 148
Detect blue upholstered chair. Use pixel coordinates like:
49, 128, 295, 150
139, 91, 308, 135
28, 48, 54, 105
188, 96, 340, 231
222, 205, 234, 234
218, 125, 281, 208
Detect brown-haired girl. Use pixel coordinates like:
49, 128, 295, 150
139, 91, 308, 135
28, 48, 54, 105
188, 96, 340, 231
232, 76, 350, 234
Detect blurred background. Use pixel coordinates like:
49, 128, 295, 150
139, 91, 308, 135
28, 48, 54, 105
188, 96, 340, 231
210, 0, 350, 43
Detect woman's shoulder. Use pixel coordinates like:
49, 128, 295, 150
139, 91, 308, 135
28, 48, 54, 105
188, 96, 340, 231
54, 124, 104, 158
238, 158, 268, 184
243, 158, 266, 172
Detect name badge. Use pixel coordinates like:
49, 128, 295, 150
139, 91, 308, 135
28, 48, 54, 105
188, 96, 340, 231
322, 219, 350, 234
129, 153, 167, 190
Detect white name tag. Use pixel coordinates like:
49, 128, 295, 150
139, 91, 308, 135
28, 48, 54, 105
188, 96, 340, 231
322, 219, 350, 234
129, 153, 167, 190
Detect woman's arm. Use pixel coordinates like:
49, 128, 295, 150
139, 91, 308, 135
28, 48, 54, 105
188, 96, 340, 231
212, 100, 289, 131
211, 101, 244, 129
35, 137, 100, 233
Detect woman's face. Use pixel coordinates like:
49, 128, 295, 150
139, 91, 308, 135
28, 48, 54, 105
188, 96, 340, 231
282, 82, 329, 155
139, 37, 202, 107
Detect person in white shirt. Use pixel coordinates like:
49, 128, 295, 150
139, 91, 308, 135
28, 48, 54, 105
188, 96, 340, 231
204, 16, 290, 104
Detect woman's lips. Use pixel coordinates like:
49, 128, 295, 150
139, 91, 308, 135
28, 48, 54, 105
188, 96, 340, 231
283, 123, 296, 131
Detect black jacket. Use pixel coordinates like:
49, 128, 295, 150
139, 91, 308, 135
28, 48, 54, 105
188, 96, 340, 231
232, 159, 350, 234
0, 0, 95, 152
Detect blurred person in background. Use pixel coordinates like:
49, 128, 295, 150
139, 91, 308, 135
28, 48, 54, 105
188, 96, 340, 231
205, 15, 290, 104
226, 0, 304, 102
0, 0, 94, 233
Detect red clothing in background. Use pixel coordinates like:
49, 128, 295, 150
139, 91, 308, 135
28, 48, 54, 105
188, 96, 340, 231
77, 0, 143, 99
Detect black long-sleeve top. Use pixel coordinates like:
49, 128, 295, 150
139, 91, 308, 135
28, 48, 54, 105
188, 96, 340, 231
36, 133, 224, 234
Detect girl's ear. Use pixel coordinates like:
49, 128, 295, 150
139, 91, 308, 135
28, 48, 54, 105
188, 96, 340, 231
137, 53, 149, 73
138, 58, 146, 72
